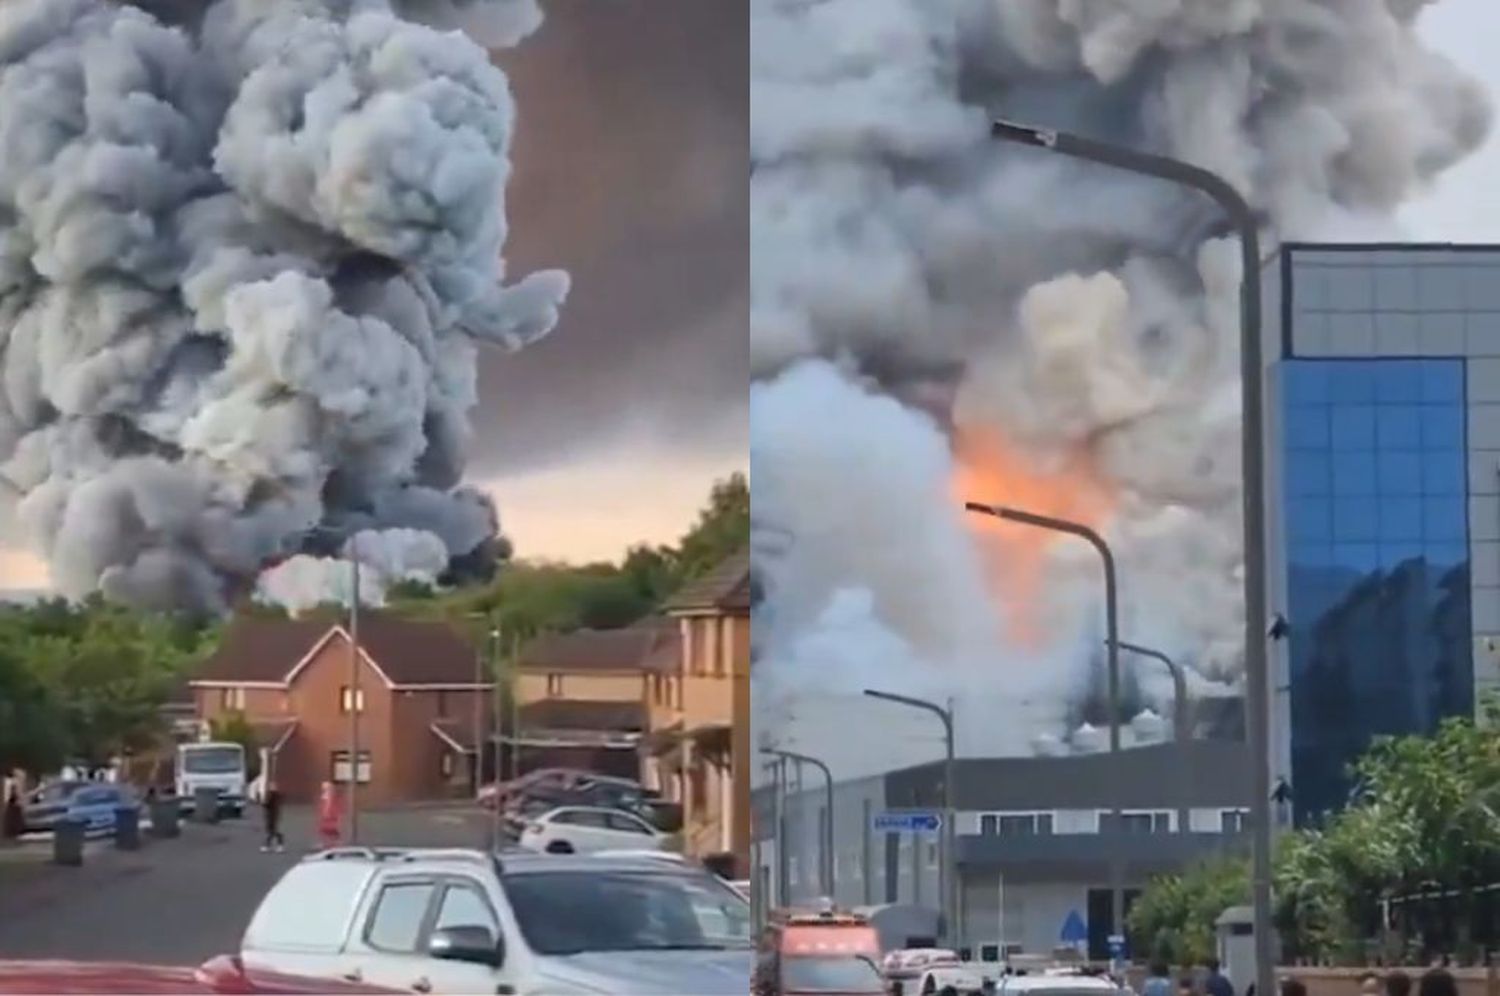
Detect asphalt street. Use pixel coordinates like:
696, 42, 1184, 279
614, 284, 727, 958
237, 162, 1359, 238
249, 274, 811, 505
0, 804, 495, 965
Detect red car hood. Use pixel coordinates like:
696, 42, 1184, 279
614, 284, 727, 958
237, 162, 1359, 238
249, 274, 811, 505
0, 957, 399, 994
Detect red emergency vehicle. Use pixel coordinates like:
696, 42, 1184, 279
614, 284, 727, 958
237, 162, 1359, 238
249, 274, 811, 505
753, 904, 887, 995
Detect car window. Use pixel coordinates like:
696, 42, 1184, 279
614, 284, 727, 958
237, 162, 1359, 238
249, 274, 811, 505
75, 788, 111, 806
364, 881, 437, 953
245, 863, 374, 953
433, 881, 498, 935
502, 869, 753, 955
605, 812, 652, 834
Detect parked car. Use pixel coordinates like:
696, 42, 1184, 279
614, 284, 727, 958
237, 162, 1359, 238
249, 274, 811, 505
517, 805, 671, 854
477, 768, 603, 810
883, 947, 990, 996
502, 777, 682, 834
0, 955, 399, 994
21, 781, 89, 833
239, 847, 753, 994
25, 783, 139, 835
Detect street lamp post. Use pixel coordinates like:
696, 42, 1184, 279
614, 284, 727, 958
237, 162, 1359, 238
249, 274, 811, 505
989, 119, 1272, 996
963, 503, 1123, 945
862, 689, 957, 945
1110, 640, 1191, 838
763, 747, 836, 898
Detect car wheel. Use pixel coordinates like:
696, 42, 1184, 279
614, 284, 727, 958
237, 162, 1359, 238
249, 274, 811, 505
545, 840, 574, 854
939, 988, 958, 996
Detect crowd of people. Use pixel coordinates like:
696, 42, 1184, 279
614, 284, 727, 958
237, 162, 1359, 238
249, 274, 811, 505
1139, 961, 1461, 996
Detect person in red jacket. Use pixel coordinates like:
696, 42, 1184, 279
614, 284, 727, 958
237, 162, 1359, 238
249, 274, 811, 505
317, 781, 341, 849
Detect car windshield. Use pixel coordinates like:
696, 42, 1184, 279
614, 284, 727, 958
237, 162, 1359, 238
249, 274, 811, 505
503, 869, 754, 955
782, 956, 886, 993
183, 747, 243, 773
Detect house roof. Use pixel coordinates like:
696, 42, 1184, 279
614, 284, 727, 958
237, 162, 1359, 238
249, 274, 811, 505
517, 617, 678, 675
430, 720, 478, 754
193, 613, 481, 688
662, 550, 750, 615
518, 699, 648, 733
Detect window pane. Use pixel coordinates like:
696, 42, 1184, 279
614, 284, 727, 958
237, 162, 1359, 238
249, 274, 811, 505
1287, 408, 1331, 449
434, 884, 497, 934
1374, 363, 1422, 402
1421, 449, 1465, 495
1285, 363, 1329, 405
1422, 497, 1466, 542
1376, 407, 1421, 449
1288, 498, 1331, 544
1419, 406, 1463, 449
980, 815, 997, 836
1420, 361, 1462, 404
1331, 406, 1377, 449
1377, 497, 1422, 542
1376, 450, 1422, 495
1424, 542, 1468, 568
1287, 452, 1331, 497
1332, 497, 1377, 542
1379, 541, 1424, 567
1332, 450, 1376, 495
366, 882, 436, 952
1332, 543, 1380, 573
1035, 814, 1053, 835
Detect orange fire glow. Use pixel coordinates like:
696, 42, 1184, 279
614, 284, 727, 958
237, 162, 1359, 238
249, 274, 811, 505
952, 426, 1116, 645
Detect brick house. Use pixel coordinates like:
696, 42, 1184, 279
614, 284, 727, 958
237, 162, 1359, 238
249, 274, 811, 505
191, 614, 492, 805
651, 550, 751, 873
512, 617, 680, 781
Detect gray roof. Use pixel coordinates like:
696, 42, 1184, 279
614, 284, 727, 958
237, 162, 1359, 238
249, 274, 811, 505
884, 739, 1252, 811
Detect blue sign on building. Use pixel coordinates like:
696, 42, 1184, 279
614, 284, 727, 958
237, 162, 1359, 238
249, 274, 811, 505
871, 811, 942, 834
1060, 910, 1088, 945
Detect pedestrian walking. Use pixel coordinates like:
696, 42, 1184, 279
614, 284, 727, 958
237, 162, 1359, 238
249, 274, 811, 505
261, 780, 285, 852
1204, 958, 1234, 996
317, 781, 341, 849
2, 785, 23, 841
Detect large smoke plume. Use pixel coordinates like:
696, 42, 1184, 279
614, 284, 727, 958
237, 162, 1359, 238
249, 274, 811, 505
751, 0, 1490, 775
0, 0, 567, 612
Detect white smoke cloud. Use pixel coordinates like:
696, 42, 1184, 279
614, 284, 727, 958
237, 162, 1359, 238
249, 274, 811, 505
751, 0, 1490, 764
254, 526, 449, 612
0, 0, 568, 612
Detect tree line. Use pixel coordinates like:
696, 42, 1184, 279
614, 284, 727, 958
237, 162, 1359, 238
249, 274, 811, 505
0, 474, 748, 780
1128, 696, 1500, 968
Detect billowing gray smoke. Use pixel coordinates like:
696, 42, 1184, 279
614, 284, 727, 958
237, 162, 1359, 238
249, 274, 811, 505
0, 0, 567, 612
751, 0, 1490, 773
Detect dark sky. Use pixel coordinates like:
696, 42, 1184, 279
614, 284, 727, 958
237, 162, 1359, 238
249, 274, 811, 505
478, 0, 747, 476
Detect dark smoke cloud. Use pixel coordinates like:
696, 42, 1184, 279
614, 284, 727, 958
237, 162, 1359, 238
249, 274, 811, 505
473, 0, 748, 476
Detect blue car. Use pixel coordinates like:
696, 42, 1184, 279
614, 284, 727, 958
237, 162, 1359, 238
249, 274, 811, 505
58, 784, 140, 834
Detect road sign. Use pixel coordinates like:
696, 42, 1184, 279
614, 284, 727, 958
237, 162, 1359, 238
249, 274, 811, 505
1060, 910, 1088, 944
1107, 934, 1127, 959
871, 810, 943, 834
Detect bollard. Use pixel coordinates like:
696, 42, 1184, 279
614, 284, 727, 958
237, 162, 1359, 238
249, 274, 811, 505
193, 787, 222, 824
52, 818, 84, 867
113, 805, 140, 851
150, 798, 180, 838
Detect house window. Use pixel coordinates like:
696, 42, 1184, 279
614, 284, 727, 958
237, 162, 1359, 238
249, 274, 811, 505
979, 813, 1054, 837
1221, 809, 1249, 833
1103, 810, 1172, 834
339, 687, 365, 714
220, 687, 245, 711
546, 674, 563, 697
331, 750, 372, 784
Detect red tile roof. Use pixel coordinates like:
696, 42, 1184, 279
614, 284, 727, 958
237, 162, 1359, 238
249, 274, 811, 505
194, 613, 481, 688
517, 616, 679, 675
662, 550, 750, 614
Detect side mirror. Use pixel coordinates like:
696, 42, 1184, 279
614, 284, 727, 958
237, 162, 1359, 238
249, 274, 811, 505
428, 926, 504, 968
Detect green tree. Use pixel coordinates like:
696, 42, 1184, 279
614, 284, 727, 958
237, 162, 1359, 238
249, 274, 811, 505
673, 473, 748, 582
209, 709, 263, 781
1127, 854, 1248, 965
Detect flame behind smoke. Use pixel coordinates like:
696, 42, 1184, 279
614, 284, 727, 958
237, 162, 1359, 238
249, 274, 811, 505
952, 425, 1113, 647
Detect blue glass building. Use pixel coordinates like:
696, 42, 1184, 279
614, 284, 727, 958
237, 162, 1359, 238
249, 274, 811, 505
1267, 245, 1500, 825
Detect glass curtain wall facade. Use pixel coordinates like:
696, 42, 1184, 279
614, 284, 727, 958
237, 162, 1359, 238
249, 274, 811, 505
1281, 357, 1473, 823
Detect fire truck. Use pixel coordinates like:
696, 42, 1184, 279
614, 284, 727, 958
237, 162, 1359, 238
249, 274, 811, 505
752, 903, 887, 995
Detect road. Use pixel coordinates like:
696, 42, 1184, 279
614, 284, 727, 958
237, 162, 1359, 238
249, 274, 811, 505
0, 804, 496, 965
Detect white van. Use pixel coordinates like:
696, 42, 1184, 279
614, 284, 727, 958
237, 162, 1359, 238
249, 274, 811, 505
176, 741, 247, 817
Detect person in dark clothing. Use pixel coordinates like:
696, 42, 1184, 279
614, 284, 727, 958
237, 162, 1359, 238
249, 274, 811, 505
1418, 969, 1458, 996
1386, 971, 1412, 996
1204, 958, 1235, 996
2, 786, 23, 840
1280, 978, 1308, 996
260, 780, 284, 852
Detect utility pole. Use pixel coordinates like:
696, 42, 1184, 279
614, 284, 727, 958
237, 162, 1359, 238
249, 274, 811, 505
1112, 640, 1192, 838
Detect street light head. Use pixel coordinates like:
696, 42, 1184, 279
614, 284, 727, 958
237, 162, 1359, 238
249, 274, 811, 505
991, 118, 1058, 149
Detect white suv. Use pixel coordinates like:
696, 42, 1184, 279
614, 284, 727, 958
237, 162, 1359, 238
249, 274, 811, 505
518, 806, 669, 854
239, 847, 753, 994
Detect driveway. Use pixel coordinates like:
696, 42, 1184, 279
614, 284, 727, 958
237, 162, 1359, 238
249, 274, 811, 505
0, 804, 494, 964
